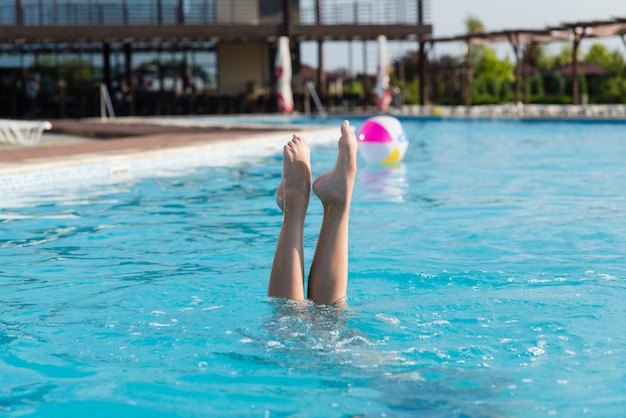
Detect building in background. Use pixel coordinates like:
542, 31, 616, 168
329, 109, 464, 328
0, 0, 432, 118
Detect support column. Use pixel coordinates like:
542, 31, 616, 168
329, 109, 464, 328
15, 0, 23, 25
158, 49, 165, 115
124, 42, 135, 115
102, 42, 111, 92
317, 41, 326, 95
572, 29, 583, 105
465, 39, 472, 107
398, 46, 405, 83
283, 0, 292, 37
182, 52, 193, 114
315, 0, 325, 95
363, 40, 369, 96
78, 47, 86, 118
508, 33, 521, 103
418, 0, 426, 105
419, 39, 426, 105
52, 0, 58, 24
37, 0, 43, 24
122, 0, 128, 24
523, 46, 530, 104
55, 46, 66, 118
177, 0, 184, 24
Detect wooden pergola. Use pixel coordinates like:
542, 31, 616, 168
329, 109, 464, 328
548, 18, 626, 104
429, 17, 626, 105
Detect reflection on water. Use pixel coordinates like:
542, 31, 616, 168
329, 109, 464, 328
358, 163, 409, 202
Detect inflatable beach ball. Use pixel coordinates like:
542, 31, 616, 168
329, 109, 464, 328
357, 116, 409, 165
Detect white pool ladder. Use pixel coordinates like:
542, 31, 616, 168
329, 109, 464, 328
100, 84, 116, 121
306, 80, 327, 118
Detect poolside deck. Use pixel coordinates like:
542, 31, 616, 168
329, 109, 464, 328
0, 118, 295, 169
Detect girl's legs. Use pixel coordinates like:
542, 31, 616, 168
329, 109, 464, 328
268, 134, 311, 301
307, 120, 358, 305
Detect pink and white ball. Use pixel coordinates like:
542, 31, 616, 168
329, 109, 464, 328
357, 116, 409, 165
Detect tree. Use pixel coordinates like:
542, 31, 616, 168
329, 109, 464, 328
472, 48, 515, 104
600, 77, 626, 103
608, 50, 626, 75
585, 43, 625, 74
530, 72, 544, 98
464, 15, 487, 69
583, 43, 626, 103
585, 43, 613, 69
550, 44, 574, 69
465, 15, 486, 34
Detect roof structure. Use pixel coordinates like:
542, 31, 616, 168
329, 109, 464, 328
547, 17, 626, 39
552, 62, 612, 77
430, 28, 569, 46
0, 0, 432, 46
431, 17, 626, 47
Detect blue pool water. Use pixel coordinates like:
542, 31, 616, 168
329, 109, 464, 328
1, 117, 626, 417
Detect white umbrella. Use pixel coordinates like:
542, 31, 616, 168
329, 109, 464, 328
275, 36, 294, 113
374, 35, 392, 112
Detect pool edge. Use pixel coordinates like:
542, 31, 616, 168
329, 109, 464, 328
0, 126, 339, 198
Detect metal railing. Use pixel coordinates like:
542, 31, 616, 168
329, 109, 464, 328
0, 0, 429, 27
298, 0, 430, 25
1, 0, 268, 26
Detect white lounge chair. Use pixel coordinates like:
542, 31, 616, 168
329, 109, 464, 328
0, 119, 52, 146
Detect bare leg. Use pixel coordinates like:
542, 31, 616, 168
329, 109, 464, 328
308, 120, 358, 305
268, 134, 311, 301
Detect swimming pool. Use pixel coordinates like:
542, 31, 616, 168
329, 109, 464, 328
1, 117, 625, 417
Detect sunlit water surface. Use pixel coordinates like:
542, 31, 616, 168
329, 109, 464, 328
1, 118, 625, 417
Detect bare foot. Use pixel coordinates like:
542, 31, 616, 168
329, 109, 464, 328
312, 120, 358, 206
276, 134, 311, 212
